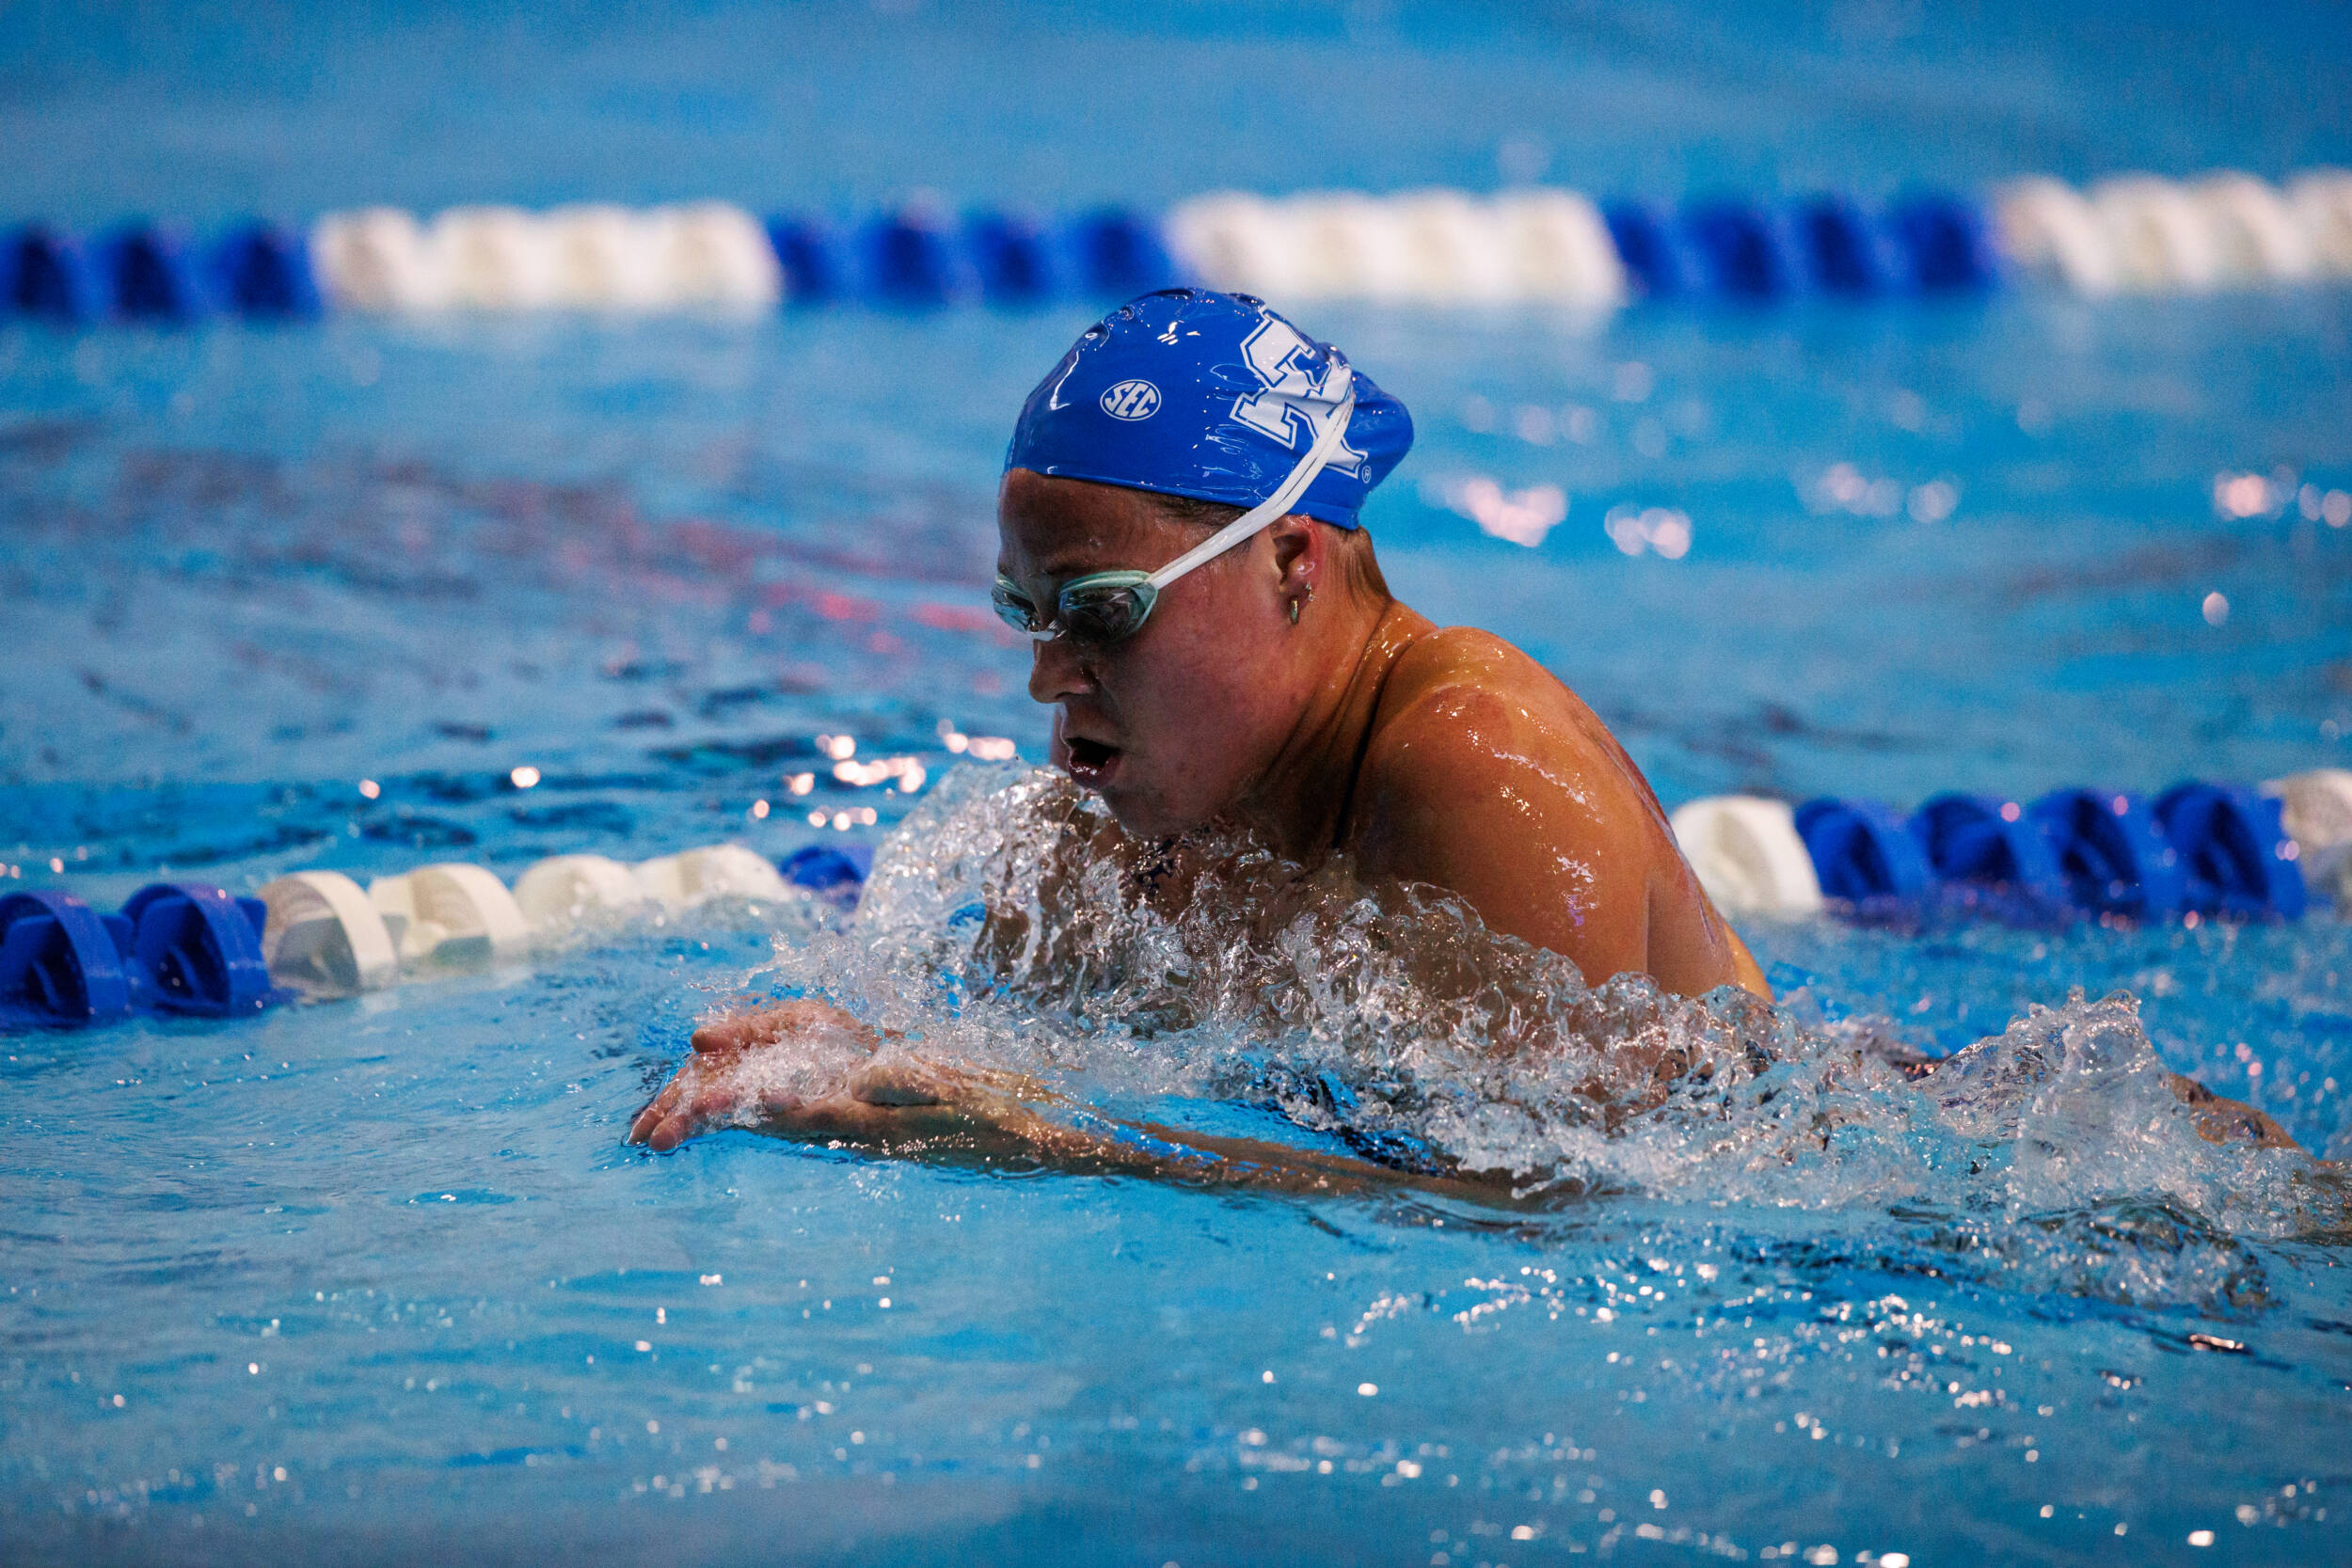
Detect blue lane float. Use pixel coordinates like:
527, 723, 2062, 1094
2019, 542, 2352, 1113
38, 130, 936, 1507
1910, 792, 2072, 909
1686, 777, 2322, 922
0, 191, 1991, 321
1887, 194, 1998, 292
0, 890, 135, 1027
1681, 200, 1803, 302
0, 882, 276, 1027
4, 225, 103, 322
101, 222, 213, 321
211, 220, 320, 316
861, 207, 977, 307
964, 210, 1063, 304
1793, 798, 1937, 904
117, 881, 278, 1016
1600, 200, 1699, 300
2154, 783, 2307, 920
2026, 788, 2189, 920
765, 215, 850, 302
1065, 207, 1173, 299
1791, 195, 1903, 297
779, 843, 874, 907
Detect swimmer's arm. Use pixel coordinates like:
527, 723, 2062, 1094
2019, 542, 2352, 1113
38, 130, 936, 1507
768, 1090, 1534, 1208
628, 1001, 1534, 1207
1723, 927, 1770, 999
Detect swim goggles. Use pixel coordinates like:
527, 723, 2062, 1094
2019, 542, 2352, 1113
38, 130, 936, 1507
993, 378, 1359, 646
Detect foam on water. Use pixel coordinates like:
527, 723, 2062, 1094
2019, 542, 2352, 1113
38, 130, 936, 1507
701, 763, 2345, 1315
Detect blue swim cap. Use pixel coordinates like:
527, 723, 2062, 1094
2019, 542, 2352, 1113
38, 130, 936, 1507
1004, 289, 1413, 531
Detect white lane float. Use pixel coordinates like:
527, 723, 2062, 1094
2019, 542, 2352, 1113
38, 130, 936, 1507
310, 207, 450, 312
308, 203, 782, 314
8, 839, 852, 1033
1994, 170, 2352, 294
2265, 768, 2352, 905
658, 201, 786, 308
1163, 193, 1307, 303
264, 841, 810, 990
2092, 175, 2228, 293
511, 853, 644, 931
2192, 173, 2318, 284
538, 202, 783, 310
1393, 190, 1518, 305
2290, 170, 2352, 277
1166, 187, 1625, 308
256, 870, 401, 997
368, 863, 531, 964
543, 204, 672, 309
1284, 193, 1412, 302
1993, 177, 2121, 294
1668, 795, 1825, 916
1493, 188, 1626, 308
434, 205, 562, 310
628, 844, 793, 911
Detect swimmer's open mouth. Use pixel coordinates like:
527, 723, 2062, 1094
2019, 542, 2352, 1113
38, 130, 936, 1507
1063, 736, 1120, 784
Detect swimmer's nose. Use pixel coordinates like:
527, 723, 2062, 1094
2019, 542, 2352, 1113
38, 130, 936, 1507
1027, 636, 1097, 705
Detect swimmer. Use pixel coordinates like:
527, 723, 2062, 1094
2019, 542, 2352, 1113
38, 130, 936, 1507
631, 290, 2291, 1178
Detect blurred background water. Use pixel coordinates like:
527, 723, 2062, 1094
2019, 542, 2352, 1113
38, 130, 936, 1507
3, 2, 2349, 1564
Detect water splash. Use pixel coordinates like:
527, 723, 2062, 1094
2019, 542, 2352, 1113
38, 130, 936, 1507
746, 763, 2340, 1307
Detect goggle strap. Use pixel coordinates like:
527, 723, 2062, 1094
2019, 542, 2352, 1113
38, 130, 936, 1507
1142, 375, 1359, 592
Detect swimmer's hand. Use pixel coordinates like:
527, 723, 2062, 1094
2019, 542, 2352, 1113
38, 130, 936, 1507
2165, 1070, 2299, 1150
626, 999, 1058, 1156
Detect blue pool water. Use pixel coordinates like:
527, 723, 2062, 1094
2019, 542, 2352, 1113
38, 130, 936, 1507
6, 3, 2352, 1564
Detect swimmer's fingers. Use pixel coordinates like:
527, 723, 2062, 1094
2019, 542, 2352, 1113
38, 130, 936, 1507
686, 1021, 750, 1055
644, 1085, 750, 1153
688, 1005, 787, 1054
690, 999, 878, 1056
628, 1069, 694, 1146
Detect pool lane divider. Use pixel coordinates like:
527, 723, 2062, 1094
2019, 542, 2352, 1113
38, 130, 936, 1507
0, 842, 872, 1032
5, 771, 2342, 1031
1675, 769, 2350, 920
7, 169, 2347, 324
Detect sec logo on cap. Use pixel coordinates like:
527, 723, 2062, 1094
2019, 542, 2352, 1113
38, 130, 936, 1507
1099, 379, 1161, 420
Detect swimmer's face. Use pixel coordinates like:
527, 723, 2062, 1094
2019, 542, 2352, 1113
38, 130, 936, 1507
998, 469, 1311, 840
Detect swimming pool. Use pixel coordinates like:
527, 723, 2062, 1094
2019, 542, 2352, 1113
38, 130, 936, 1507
6, 3, 2352, 1564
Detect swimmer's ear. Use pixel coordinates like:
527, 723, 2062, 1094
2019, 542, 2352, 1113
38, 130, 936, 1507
1266, 514, 1318, 594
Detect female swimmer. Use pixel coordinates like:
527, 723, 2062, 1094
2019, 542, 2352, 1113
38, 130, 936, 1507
631, 290, 2288, 1186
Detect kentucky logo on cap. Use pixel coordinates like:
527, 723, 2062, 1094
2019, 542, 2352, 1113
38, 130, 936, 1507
1005, 289, 1414, 531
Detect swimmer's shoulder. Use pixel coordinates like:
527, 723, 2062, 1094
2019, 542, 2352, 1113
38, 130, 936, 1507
1361, 623, 1771, 1002
1363, 625, 1627, 800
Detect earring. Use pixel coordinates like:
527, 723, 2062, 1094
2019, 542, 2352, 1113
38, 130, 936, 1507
1288, 597, 1301, 625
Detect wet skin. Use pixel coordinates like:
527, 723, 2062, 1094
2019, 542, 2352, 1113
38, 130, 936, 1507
997, 469, 1767, 1001
631, 472, 2295, 1176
